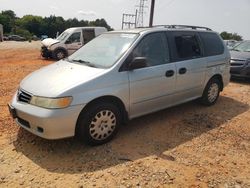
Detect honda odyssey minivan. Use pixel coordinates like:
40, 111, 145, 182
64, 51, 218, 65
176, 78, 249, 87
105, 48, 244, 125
9, 25, 231, 145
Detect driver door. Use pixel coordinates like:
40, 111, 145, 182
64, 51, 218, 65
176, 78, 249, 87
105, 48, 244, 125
128, 32, 177, 118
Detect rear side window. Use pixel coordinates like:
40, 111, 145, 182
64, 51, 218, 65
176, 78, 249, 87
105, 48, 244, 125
174, 35, 201, 59
199, 32, 224, 56
83, 29, 95, 44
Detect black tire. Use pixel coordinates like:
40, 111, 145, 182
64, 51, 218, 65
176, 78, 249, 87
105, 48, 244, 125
53, 49, 66, 60
76, 102, 121, 145
200, 78, 221, 106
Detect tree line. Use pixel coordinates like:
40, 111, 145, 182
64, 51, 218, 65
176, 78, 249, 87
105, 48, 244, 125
0, 10, 113, 39
0, 10, 243, 41
220, 31, 242, 41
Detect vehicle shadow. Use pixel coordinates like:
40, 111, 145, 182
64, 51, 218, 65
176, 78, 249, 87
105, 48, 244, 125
13, 96, 249, 174
230, 77, 250, 85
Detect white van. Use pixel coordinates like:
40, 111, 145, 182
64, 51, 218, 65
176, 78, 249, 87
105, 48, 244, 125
41, 27, 107, 60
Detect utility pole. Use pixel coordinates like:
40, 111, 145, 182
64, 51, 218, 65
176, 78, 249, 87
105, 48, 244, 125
149, 0, 155, 27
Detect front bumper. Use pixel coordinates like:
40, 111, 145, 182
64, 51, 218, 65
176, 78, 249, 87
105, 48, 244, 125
41, 46, 52, 58
10, 93, 85, 139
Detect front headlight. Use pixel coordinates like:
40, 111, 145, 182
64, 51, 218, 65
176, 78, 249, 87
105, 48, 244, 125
30, 96, 73, 109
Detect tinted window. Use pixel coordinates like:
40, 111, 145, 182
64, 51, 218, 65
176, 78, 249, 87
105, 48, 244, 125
132, 32, 170, 67
174, 35, 201, 59
199, 32, 224, 56
83, 29, 95, 44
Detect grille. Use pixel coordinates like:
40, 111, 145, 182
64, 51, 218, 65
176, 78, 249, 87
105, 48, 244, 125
17, 89, 32, 103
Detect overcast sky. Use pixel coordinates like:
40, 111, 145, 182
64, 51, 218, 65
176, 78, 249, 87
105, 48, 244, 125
1, 0, 249, 39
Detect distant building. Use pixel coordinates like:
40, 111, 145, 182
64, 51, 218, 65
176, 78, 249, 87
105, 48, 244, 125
0, 24, 3, 42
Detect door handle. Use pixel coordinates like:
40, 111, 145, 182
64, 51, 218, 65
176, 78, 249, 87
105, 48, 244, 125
165, 70, 175, 77
179, 68, 187, 74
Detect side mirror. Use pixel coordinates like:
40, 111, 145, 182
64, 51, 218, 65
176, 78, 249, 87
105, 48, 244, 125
129, 57, 148, 70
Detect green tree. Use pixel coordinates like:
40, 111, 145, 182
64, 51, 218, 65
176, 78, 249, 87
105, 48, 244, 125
16, 15, 43, 36
42, 16, 67, 38
89, 18, 113, 31
220, 31, 243, 41
0, 9, 113, 37
0, 10, 16, 33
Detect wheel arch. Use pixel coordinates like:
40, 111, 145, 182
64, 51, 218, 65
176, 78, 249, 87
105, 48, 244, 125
209, 74, 224, 91
76, 95, 128, 128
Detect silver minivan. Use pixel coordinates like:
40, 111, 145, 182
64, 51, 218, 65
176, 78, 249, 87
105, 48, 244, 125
9, 25, 231, 145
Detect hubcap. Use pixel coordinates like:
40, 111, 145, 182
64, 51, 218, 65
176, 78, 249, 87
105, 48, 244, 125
208, 83, 219, 102
57, 52, 64, 59
89, 110, 116, 140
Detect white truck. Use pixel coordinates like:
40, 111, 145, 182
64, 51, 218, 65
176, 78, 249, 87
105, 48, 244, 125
41, 27, 107, 60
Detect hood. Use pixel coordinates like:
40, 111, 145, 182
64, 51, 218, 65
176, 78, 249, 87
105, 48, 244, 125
230, 50, 250, 60
41, 38, 60, 47
20, 60, 105, 97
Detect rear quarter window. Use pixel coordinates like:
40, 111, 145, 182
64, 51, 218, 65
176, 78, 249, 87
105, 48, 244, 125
199, 32, 224, 56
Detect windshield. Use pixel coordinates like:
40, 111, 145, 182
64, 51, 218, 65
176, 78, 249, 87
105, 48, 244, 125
68, 33, 139, 68
232, 41, 250, 52
56, 31, 69, 41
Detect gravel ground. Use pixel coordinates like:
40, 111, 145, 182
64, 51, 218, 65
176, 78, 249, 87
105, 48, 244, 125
0, 41, 41, 50
0, 42, 250, 187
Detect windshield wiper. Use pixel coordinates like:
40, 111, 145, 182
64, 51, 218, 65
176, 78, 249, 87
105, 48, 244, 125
70, 59, 97, 68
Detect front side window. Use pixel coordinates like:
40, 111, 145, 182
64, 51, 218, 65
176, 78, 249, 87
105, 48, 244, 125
66, 32, 81, 44
174, 35, 201, 59
131, 32, 170, 67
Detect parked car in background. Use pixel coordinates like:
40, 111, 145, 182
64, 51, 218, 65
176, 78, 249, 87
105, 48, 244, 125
224, 40, 237, 49
230, 41, 242, 49
8, 35, 26, 41
32, 35, 39, 41
3, 35, 9, 41
40, 35, 48, 41
41, 27, 107, 60
9, 25, 230, 145
230, 40, 250, 79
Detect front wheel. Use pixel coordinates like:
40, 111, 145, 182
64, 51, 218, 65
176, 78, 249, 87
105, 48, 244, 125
200, 78, 221, 106
76, 103, 121, 145
54, 49, 66, 60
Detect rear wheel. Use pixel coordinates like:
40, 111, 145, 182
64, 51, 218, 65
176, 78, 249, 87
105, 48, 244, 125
200, 78, 221, 106
76, 103, 121, 145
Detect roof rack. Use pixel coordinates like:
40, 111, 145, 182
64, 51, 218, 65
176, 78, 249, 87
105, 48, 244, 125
153, 25, 212, 31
